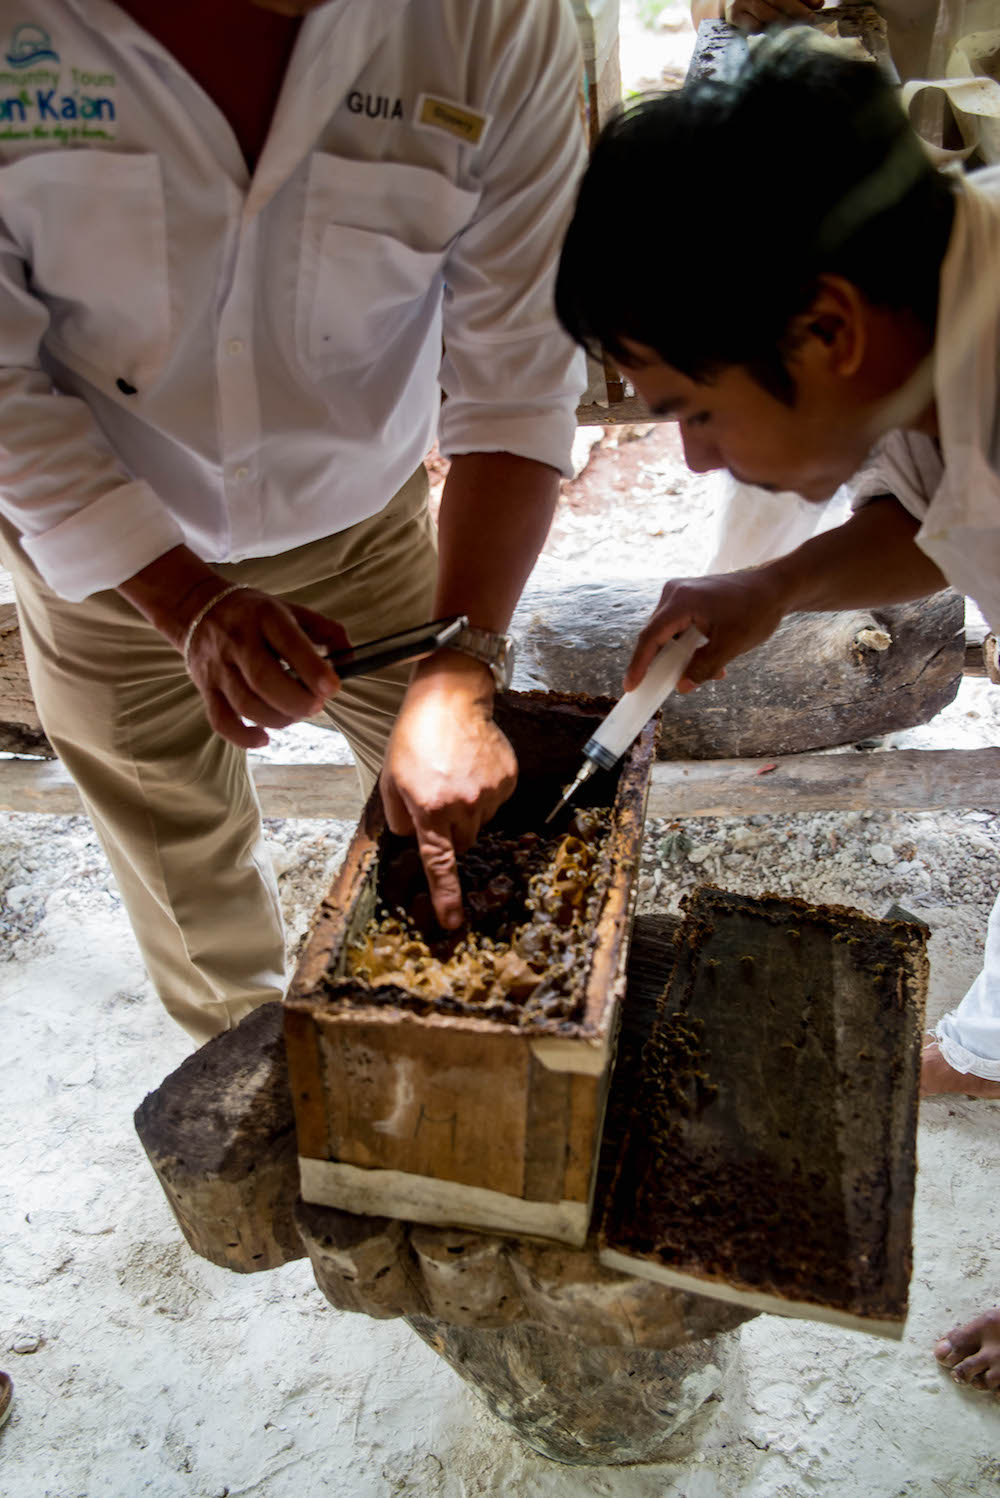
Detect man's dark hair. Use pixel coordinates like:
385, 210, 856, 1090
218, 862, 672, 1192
555, 32, 956, 402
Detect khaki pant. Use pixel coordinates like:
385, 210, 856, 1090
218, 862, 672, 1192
1, 468, 437, 1042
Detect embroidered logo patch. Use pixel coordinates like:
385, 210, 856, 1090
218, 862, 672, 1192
6, 23, 59, 69
414, 94, 490, 147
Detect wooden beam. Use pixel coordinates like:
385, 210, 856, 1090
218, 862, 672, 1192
3, 747, 998, 820
650, 746, 1000, 817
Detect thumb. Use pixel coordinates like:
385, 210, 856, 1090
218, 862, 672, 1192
380, 774, 415, 838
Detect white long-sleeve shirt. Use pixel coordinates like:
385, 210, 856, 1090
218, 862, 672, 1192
852, 164, 1000, 631
0, 0, 587, 600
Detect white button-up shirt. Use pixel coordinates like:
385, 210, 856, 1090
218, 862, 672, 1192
0, 0, 587, 600
852, 165, 1000, 632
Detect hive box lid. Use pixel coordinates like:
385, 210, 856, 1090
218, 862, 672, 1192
599, 886, 927, 1338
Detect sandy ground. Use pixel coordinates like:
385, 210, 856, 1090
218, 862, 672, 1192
3, 419, 1000, 1498
3, 6, 1000, 1492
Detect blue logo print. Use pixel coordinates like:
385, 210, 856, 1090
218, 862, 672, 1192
5, 23, 59, 68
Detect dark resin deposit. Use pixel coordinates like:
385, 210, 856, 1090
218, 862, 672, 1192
338, 808, 614, 1027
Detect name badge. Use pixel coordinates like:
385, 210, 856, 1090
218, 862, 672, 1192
414, 93, 491, 146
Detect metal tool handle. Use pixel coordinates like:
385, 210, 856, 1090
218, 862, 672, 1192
327, 615, 468, 680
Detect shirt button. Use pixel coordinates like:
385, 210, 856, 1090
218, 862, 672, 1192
227, 338, 245, 356
234, 465, 250, 481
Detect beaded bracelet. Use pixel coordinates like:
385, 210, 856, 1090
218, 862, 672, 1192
182, 582, 251, 666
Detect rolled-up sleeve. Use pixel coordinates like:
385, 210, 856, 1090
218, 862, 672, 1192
437, 0, 588, 478
0, 233, 183, 600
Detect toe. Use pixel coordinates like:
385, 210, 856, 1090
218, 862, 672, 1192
936, 1316, 992, 1362
952, 1352, 993, 1384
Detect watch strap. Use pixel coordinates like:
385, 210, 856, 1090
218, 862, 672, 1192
451, 625, 514, 690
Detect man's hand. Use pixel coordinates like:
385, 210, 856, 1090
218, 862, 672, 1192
722, 0, 824, 29
625, 497, 947, 697
691, 0, 824, 27
182, 587, 349, 747
624, 567, 791, 695
117, 545, 348, 748
380, 651, 518, 931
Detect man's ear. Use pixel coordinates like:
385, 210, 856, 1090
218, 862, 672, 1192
799, 275, 867, 379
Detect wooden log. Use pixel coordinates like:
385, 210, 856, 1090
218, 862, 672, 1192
6, 745, 999, 821
687, 5, 889, 87
133, 1002, 306, 1274
1, 584, 974, 765
294, 1200, 429, 1320
404, 1314, 743, 1466
511, 587, 966, 759
0, 600, 49, 753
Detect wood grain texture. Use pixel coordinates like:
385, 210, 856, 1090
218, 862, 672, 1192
286, 693, 656, 1238
6, 746, 998, 819
133, 1002, 305, 1274
601, 889, 927, 1333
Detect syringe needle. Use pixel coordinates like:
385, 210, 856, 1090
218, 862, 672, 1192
544, 760, 597, 824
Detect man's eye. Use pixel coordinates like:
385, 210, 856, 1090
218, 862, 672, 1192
688, 410, 712, 427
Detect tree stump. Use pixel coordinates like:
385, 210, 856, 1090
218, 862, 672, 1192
405, 1316, 741, 1465
135, 902, 924, 1462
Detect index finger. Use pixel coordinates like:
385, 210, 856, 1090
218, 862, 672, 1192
414, 820, 465, 931
259, 612, 341, 707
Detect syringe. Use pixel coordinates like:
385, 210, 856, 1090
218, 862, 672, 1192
545, 624, 708, 824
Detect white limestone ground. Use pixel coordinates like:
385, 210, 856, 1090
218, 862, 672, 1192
3, 421, 1000, 1496
3, 5, 1000, 1491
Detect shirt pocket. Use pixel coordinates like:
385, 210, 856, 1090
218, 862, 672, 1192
296, 154, 480, 375
0, 149, 172, 390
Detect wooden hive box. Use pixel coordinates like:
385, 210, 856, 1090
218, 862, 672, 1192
284, 691, 656, 1247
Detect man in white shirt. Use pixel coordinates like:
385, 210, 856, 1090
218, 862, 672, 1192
556, 32, 1000, 1392
688, 0, 1000, 574
0, 0, 586, 1040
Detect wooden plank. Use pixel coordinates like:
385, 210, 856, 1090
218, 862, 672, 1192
600, 886, 927, 1336
575, 393, 662, 427
5, 746, 999, 820
316, 1019, 532, 1196
651, 745, 1000, 816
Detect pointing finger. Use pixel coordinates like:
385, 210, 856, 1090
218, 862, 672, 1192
414, 821, 465, 931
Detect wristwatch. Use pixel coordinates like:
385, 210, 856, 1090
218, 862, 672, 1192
450, 624, 515, 690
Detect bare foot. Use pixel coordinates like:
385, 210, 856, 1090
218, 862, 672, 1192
935, 1309, 1000, 1392
920, 1041, 1000, 1098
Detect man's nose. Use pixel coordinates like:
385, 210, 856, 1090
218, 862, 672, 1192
680, 425, 724, 474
